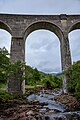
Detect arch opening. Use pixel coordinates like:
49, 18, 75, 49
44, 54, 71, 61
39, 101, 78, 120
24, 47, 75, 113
0, 23, 12, 87
0, 21, 12, 55
0, 29, 11, 56
24, 21, 63, 74
68, 22, 80, 64
25, 29, 62, 74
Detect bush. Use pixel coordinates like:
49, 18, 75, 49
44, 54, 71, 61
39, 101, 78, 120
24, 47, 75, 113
75, 81, 80, 100
41, 77, 55, 89
41, 75, 62, 89
64, 60, 80, 100
52, 76, 62, 88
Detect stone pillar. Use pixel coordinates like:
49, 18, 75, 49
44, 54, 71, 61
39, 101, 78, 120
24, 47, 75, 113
8, 37, 25, 95
61, 33, 72, 70
61, 33, 72, 93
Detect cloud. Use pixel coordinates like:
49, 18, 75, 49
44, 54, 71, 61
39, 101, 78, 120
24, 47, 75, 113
69, 30, 80, 63
0, 29, 11, 53
37, 61, 61, 73
25, 30, 61, 73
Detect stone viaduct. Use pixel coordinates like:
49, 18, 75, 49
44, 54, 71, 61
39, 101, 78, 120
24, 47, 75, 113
0, 13, 80, 94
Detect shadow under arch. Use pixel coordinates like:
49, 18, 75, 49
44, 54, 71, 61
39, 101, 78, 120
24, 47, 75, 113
24, 21, 63, 42
0, 20, 12, 35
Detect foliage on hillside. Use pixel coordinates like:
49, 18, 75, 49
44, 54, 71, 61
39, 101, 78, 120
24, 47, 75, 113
64, 60, 80, 100
25, 65, 62, 89
25, 65, 47, 85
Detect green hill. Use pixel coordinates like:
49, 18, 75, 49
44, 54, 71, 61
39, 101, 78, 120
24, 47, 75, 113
25, 65, 47, 85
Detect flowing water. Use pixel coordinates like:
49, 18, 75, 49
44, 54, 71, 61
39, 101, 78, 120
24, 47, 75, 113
27, 89, 80, 120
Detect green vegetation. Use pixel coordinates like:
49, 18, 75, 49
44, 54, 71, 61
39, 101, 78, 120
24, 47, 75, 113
25, 65, 46, 86
0, 47, 9, 84
0, 47, 25, 88
64, 61, 80, 100
0, 83, 7, 88
25, 65, 62, 89
41, 75, 62, 89
0, 90, 19, 102
25, 65, 41, 85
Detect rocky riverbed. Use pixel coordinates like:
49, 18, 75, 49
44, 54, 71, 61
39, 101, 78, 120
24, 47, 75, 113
0, 89, 80, 120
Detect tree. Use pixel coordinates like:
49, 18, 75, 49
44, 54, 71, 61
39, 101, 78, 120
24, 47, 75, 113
64, 60, 80, 100
41, 74, 62, 89
33, 68, 40, 83
0, 47, 9, 83
25, 65, 34, 85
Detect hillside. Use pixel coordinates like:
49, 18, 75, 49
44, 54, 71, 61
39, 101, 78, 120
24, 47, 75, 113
25, 65, 47, 85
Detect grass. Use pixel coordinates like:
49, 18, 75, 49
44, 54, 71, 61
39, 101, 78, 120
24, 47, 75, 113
25, 84, 43, 90
0, 90, 20, 101
25, 85, 36, 89
0, 84, 23, 102
0, 83, 7, 88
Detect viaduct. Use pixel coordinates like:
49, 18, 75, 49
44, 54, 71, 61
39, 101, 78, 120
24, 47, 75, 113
0, 14, 80, 94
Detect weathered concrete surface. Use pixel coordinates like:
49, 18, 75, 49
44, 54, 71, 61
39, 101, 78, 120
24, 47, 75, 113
0, 13, 80, 94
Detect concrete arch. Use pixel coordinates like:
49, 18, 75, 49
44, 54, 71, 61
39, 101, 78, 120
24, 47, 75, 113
0, 20, 12, 35
69, 22, 80, 33
24, 21, 63, 43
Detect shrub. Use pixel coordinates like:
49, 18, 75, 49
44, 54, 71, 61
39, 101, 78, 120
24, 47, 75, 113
41, 75, 62, 89
64, 60, 80, 100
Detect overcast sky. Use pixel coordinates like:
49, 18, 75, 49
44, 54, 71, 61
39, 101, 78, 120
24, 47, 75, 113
0, 0, 80, 73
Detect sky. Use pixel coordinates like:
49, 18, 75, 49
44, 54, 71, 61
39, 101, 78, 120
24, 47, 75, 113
0, 0, 80, 73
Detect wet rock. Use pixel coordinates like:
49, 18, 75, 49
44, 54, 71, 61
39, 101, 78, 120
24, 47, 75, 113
51, 114, 80, 120
3, 110, 13, 117
26, 116, 36, 120
54, 93, 80, 111
56, 115, 67, 120
35, 114, 42, 120
45, 116, 50, 120
26, 110, 34, 115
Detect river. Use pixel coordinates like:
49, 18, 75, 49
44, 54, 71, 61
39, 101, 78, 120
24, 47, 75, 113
27, 89, 80, 120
